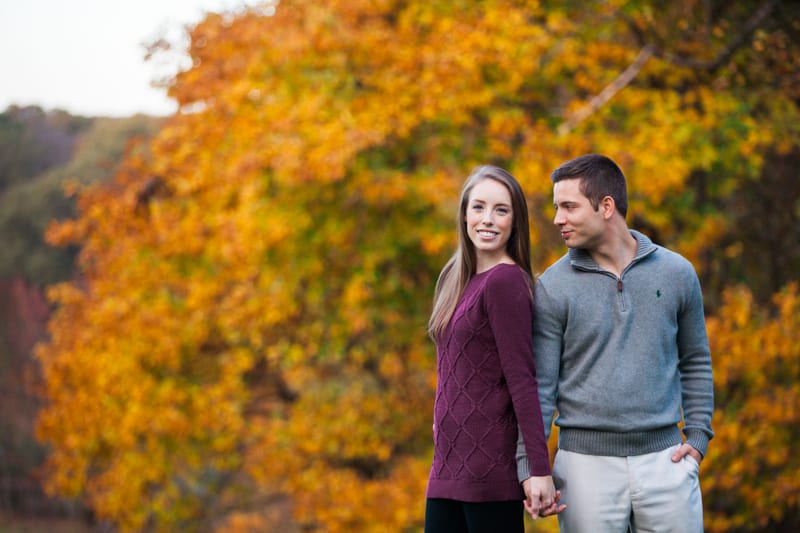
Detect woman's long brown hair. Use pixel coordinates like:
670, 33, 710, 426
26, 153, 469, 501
427, 165, 533, 341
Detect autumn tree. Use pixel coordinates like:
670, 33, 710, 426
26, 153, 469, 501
35, 1, 799, 532
703, 283, 800, 532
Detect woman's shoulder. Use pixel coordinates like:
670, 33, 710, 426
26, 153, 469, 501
484, 261, 525, 276
482, 262, 530, 289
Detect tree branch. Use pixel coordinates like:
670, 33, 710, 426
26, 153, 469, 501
655, 0, 781, 71
557, 45, 655, 136
557, 0, 782, 136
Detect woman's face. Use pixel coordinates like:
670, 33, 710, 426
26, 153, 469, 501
465, 178, 513, 267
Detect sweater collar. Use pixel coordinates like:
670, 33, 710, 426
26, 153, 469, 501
567, 229, 657, 271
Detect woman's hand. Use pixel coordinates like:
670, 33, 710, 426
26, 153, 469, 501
522, 475, 566, 519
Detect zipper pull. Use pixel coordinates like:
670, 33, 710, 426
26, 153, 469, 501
617, 279, 623, 292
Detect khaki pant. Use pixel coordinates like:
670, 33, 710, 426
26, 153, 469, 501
553, 444, 704, 532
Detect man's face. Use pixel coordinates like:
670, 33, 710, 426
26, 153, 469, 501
552, 178, 605, 249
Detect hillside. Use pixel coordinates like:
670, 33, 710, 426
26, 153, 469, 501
0, 105, 161, 518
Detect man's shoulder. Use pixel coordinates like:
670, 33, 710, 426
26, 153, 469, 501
631, 229, 683, 261
536, 253, 574, 281
647, 244, 698, 274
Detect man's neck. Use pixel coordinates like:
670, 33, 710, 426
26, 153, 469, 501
589, 225, 637, 277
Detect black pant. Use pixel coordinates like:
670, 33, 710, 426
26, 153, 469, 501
424, 498, 524, 533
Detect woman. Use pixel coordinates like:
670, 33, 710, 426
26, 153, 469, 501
425, 166, 563, 533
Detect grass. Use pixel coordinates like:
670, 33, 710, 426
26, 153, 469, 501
0, 512, 92, 533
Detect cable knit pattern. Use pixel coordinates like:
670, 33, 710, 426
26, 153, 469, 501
427, 263, 551, 502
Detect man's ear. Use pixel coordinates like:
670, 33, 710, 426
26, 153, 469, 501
601, 195, 616, 220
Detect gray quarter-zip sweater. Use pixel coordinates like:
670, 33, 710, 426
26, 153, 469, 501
517, 230, 714, 480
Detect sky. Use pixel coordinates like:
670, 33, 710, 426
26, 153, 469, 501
0, 0, 262, 117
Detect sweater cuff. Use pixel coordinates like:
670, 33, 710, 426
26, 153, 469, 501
684, 429, 711, 458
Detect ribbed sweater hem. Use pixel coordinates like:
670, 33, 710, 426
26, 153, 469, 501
427, 478, 525, 502
558, 425, 681, 457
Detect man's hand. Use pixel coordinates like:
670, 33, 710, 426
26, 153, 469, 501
671, 443, 702, 464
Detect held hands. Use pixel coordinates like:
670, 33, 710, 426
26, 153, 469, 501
522, 475, 566, 519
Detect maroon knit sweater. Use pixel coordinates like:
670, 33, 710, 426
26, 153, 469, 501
427, 263, 551, 502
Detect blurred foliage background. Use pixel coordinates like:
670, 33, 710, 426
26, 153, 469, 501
1, 0, 798, 531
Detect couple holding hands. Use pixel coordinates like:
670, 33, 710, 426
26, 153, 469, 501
424, 154, 714, 533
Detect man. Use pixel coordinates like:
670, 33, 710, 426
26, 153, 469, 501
517, 154, 714, 532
